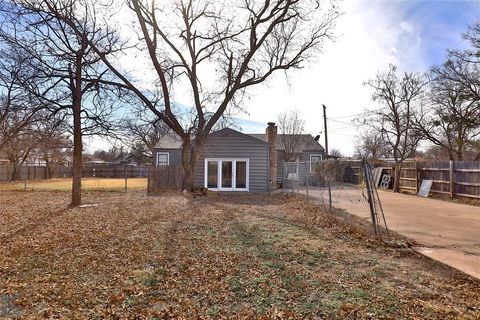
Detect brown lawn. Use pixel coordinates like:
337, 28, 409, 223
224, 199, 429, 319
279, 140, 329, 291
0, 190, 478, 319
0, 178, 147, 192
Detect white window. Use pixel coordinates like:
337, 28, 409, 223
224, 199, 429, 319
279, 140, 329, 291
156, 152, 169, 167
204, 158, 249, 192
310, 154, 323, 173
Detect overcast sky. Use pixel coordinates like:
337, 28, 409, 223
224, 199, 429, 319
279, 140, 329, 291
87, 0, 480, 155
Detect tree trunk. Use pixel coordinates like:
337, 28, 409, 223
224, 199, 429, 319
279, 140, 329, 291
181, 136, 201, 191
45, 157, 52, 179
11, 161, 20, 181
71, 101, 82, 206
393, 162, 401, 193
457, 150, 464, 161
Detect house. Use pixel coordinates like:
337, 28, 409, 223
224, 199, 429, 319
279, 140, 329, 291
153, 122, 325, 192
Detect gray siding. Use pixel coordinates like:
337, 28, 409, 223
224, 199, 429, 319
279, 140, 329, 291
193, 129, 269, 192
152, 148, 182, 166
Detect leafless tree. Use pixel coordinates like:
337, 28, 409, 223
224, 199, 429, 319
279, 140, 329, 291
414, 22, 480, 161
277, 109, 308, 161
122, 116, 170, 165
92, 146, 126, 163
76, 0, 341, 190
364, 64, 426, 192
415, 56, 480, 160
328, 147, 342, 158
0, 115, 38, 180
354, 129, 389, 160
32, 117, 72, 178
0, 0, 126, 206
0, 49, 42, 152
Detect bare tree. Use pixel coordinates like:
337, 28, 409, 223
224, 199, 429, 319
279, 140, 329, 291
0, 49, 42, 152
354, 129, 389, 160
277, 109, 308, 161
0, 116, 38, 180
73, 0, 341, 190
122, 116, 170, 165
93, 146, 126, 163
364, 64, 426, 192
328, 147, 342, 158
414, 22, 480, 161
0, 0, 126, 206
415, 56, 480, 160
33, 117, 72, 178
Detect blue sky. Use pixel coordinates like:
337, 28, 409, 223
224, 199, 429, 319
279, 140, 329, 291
382, 0, 480, 67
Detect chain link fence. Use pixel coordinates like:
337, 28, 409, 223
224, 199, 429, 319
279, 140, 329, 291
283, 159, 388, 235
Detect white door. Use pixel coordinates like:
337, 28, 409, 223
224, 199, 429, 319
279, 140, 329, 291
205, 159, 249, 191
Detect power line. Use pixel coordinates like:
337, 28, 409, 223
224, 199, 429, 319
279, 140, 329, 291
329, 118, 359, 126
328, 108, 384, 120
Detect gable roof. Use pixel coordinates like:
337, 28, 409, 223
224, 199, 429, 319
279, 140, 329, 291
154, 133, 183, 149
210, 128, 268, 145
154, 128, 324, 152
248, 133, 324, 152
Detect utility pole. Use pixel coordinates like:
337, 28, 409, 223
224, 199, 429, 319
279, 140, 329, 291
323, 104, 329, 155
323, 104, 332, 211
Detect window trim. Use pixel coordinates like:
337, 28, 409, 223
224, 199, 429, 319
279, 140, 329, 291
156, 152, 170, 167
204, 158, 249, 192
309, 154, 323, 173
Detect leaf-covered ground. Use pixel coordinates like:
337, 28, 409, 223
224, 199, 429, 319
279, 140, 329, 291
0, 190, 478, 319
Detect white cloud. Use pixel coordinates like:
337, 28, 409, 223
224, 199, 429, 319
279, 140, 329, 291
236, 0, 430, 156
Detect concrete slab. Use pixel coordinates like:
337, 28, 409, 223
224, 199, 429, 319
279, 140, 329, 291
301, 187, 480, 280
414, 247, 480, 280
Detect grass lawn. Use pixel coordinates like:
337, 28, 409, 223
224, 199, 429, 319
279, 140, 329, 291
0, 191, 478, 319
0, 177, 147, 192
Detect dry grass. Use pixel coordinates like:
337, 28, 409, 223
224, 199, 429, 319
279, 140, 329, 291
0, 191, 478, 319
0, 178, 147, 192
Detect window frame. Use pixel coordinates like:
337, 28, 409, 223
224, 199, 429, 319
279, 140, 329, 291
156, 152, 170, 167
309, 154, 323, 173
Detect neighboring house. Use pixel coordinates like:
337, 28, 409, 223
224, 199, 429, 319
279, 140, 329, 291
153, 122, 325, 192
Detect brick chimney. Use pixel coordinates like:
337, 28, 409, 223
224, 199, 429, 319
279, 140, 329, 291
266, 122, 278, 189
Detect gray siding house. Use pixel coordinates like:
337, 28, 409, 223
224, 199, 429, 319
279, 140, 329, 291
153, 123, 324, 192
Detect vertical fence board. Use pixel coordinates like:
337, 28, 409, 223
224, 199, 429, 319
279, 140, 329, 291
147, 166, 184, 193
397, 160, 479, 199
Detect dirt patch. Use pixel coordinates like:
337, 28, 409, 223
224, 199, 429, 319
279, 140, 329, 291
0, 191, 478, 318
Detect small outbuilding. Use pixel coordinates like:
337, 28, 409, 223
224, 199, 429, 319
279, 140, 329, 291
153, 123, 325, 192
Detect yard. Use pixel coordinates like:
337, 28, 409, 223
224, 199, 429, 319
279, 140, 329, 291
0, 189, 479, 319
0, 178, 147, 192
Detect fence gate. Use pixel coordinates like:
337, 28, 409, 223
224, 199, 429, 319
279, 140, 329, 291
283, 159, 388, 235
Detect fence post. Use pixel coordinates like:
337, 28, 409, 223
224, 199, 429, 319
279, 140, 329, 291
327, 162, 332, 212
363, 160, 379, 235
124, 165, 127, 193
306, 164, 309, 203
414, 161, 419, 194
449, 160, 454, 199
24, 167, 27, 191
147, 168, 150, 193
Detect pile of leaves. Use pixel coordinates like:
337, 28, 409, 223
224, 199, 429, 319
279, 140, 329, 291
0, 190, 479, 319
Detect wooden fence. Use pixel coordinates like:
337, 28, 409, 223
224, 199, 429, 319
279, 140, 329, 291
0, 164, 149, 182
397, 161, 480, 199
82, 164, 149, 178
147, 166, 184, 193
0, 165, 72, 181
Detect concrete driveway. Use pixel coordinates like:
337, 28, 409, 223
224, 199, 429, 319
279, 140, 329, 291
302, 187, 480, 279
375, 191, 480, 280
